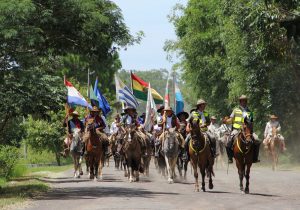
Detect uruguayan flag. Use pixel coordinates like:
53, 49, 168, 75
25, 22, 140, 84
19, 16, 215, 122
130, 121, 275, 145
115, 75, 139, 109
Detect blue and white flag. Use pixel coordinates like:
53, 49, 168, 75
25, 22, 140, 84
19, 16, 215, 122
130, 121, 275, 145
94, 78, 111, 117
115, 75, 139, 109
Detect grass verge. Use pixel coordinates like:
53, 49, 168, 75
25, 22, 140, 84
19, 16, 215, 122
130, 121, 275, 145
0, 179, 49, 210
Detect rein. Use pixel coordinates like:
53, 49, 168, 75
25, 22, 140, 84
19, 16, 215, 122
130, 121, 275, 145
189, 131, 207, 154
236, 132, 252, 155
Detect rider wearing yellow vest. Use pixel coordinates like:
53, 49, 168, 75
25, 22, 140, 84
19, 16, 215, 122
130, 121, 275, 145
224, 95, 261, 163
183, 99, 217, 160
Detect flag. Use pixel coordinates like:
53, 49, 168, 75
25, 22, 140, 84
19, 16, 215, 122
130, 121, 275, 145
115, 75, 139, 109
64, 79, 92, 109
175, 82, 184, 115
89, 85, 98, 107
94, 78, 111, 117
131, 72, 163, 104
164, 72, 170, 107
144, 83, 157, 132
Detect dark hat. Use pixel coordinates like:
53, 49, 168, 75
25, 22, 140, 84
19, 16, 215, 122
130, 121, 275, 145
90, 106, 101, 112
157, 105, 164, 113
124, 105, 136, 113
190, 109, 197, 113
177, 111, 189, 119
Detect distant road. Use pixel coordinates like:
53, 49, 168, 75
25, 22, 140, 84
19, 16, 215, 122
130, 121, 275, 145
19, 160, 300, 210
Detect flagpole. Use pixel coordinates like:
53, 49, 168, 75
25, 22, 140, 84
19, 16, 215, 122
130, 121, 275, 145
130, 70, 134, 94
173, 71, 176, 113
87, 68, 90, 98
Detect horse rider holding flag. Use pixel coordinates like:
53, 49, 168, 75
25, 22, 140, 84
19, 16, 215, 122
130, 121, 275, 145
223, 95, 261, 163
184, 99, 217, 160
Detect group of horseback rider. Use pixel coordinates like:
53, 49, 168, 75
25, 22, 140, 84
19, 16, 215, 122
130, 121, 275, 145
62, 94, 286, 164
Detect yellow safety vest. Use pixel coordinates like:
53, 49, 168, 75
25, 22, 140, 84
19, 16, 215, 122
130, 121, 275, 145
192, 111, 209, 131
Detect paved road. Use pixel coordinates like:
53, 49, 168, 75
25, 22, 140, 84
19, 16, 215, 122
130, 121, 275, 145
18, 160, 300, 210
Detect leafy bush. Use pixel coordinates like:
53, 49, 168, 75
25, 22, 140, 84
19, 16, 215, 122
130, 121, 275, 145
0, 145, 19, 179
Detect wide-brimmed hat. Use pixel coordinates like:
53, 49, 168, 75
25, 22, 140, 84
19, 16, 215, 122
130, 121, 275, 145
90, 106, 101, 112
196, 99, 207, 106
239, 95, 248, 100
270, 115, 278, 119
164, 106, 173, 112
124, 105, 136, 113
71, 111, 79, 116
177, 111, 189, 119
157, 105, 164, 113
210, 116, 217, 120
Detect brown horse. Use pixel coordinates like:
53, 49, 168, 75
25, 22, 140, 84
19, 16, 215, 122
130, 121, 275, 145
123, 125, 142, 182
267, 127, 281, 171
110, 131, 126, 170
84, 119, 104, 180
189, 120, 214, 192
233, 119, 254, 194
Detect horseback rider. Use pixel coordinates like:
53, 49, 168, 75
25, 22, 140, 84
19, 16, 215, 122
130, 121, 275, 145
83, 106, 111, 160
263, 115, 287, 151
224, 95, 261, 163
184, 99, 217, 160
61, 110, 84, 157
121, 105, 147, 156
177, 111, 189, 138
159, 106, 185, 154
110, 113, 121, 135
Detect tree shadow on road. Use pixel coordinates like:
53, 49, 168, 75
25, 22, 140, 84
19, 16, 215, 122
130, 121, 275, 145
34, 187, 179, 200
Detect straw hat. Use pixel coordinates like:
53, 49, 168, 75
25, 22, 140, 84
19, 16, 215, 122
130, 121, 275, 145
124, 105, 136, 113
90, 106, 101, 112
164, 106, 173, 112
239, 95, 248, 100
71, 111, 79, 116
210, 116, 217, 120
270, 115, 278, 119
196, 99, 207, 106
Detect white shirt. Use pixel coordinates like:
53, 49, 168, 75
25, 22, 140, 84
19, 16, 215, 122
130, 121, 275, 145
110, 121, 119, 135
166, 116, 173, 129
264, 121, 281, 138
101, 115, 110, 135
126, 115, 133, 125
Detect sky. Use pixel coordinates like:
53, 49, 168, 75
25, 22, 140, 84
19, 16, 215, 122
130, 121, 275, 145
112, 0, 187, 71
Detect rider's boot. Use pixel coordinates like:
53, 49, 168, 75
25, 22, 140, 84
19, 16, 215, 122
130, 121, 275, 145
182, 135, 190, 161
253, 142, 261, 163
226, 138, 234, 163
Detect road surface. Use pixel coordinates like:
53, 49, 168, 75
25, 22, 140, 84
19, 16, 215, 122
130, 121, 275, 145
18, 160, 300, 210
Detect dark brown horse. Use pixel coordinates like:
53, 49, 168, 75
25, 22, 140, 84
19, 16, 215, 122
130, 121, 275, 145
123, 125, 142, 182
189, 119, 214, 192
84, 119, 104, 180
233, 118, 254, 194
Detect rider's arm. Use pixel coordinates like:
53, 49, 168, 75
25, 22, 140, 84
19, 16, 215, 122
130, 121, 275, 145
277, 123, 281, 132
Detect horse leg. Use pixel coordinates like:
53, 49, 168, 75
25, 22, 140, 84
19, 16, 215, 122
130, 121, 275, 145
129, 165, 134, 182
89, 156, 94, 179
191, 159, 199, 192
208, 160, 214, 190
98, 157, 104, 180
236, 161, 244, 191
184, 160, 188, 180
165, 156, 173, 184
244, 163, 251, 194
200, 164, 206, 192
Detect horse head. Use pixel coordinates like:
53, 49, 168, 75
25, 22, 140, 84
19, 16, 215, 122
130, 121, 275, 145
242, 117, 253, 143
124, 124, 137, 143
163, 127, 178, 158
86, 118, 95, 132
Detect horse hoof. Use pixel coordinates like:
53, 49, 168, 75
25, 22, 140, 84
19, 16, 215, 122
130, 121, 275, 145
209, 183, 214, 190
201, 187, 206, 192
89, 175, 94, 179
245, 188, 249, 194
80, 171, 83, 176
167, 178, 173, 184
240, 187, 244, 192
94, 177, 97, 182
129, 178, 134, 183
136, 177, 139, 182
195, 189, 199, 192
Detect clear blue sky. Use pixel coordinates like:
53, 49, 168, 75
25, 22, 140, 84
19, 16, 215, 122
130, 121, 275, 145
112, 0, 186, 71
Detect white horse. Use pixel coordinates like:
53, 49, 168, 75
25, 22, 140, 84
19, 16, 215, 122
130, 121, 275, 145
161, 128, 179, 184
70, 128, 83, 178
